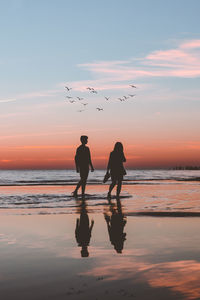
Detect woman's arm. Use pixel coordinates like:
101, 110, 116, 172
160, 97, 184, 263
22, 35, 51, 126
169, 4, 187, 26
123, 153, 126, 162
107, 153, 112, 171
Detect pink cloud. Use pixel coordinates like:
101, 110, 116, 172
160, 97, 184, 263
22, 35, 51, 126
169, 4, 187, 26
78, 60, 130, 68
17, 89, 61, 100
0, 98, 16, 103
4, 39, 200, 102
180, 39, 200, 49
75, 39, 200, 82
58, 78, 139, 92
146, 49, 189, 62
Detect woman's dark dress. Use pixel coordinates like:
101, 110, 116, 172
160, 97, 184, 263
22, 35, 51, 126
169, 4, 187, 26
107, 151, 126, 181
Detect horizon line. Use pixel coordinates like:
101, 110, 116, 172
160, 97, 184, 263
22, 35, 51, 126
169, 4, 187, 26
0, 167, 199, 171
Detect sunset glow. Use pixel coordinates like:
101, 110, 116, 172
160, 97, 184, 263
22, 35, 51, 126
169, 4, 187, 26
0, 1, 200, 169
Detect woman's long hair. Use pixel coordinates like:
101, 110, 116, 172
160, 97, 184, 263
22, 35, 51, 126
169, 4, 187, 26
113, 142, 124, 154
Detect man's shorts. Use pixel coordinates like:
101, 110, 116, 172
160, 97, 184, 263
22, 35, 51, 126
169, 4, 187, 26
80, 168, 89, 180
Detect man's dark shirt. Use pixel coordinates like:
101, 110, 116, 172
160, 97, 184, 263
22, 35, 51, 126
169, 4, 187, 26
75, 145, 91, 170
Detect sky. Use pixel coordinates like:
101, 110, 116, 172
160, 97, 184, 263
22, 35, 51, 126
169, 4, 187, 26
0, 0, 200, 169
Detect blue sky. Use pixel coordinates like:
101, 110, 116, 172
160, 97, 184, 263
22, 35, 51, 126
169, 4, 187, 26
0, 0, 200, 168
1, 0, 200, 91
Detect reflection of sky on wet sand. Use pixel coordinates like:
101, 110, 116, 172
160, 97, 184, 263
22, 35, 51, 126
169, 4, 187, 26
0, 213, 200, 299
147, 260, 200, 300
82, 257, 200, 299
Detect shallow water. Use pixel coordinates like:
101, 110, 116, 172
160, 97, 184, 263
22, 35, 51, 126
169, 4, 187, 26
0, 170, 199, 215
0, 182, 199, 215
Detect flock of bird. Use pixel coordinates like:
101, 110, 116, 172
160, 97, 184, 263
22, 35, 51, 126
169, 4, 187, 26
64, 84, 137, 112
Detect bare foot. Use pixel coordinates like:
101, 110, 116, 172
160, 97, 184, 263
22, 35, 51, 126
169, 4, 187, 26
72, 191, 78, 197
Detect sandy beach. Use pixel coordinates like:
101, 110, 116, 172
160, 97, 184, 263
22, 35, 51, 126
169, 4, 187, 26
0, 182, 200, 300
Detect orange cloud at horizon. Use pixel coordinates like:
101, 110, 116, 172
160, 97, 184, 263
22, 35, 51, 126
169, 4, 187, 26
0, 141, 199, 169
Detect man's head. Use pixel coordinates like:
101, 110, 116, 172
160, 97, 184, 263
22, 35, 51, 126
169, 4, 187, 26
80, 135, 88, 145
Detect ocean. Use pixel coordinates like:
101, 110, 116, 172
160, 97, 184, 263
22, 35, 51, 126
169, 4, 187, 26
0, 169, 199, 214
0, 169, 199, 186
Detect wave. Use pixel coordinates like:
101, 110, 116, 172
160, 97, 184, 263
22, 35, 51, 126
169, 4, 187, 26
0, 178, 200, 187
0, 191, 200, 218
127, 211, 200, 217
0, 170, 200, 186
0, 193, 132, 210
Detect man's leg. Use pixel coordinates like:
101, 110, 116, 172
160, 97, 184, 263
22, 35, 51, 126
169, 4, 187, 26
72, 172, 83, 196
80, 168, 89, 196
81, 177, 87, 196
73, 179, 82, 195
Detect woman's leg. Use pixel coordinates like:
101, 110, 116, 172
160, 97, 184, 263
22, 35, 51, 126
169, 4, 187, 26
108, 180, 117, 196
81, 178, 87, 196
116, 180, 122, 197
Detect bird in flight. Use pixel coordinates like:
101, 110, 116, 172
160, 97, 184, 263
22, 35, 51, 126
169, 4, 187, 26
66, 96, 73, 99
130, 84, 137, 88
123, 96, 129, 100
82, 103, 88, 107
77, 97, 84, 101
65, 86, 72, 91
105, 97, 110, 101
91, 90, 97, 94
69, 100, 75, 103
96, 107, 103, 111
129, 94, 136, 97
86, 87, 94, 91
118, 97, 124, 102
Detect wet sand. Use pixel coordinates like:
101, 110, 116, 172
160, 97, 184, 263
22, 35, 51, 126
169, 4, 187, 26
0, 181, 199, 215
0, 183, 200, 299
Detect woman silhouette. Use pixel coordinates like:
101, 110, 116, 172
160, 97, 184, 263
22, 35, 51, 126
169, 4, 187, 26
106, 142, 126, 197
104, 197, 127, 253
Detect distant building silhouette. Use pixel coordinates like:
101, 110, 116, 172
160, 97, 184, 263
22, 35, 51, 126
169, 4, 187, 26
173, 166, 200, 170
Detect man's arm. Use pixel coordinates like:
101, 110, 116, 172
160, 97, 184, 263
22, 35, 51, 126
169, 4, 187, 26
88, 148, 94, 171
75, 148, 79, 172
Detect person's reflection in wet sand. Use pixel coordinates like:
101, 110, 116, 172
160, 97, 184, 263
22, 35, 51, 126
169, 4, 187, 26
104, 197, 127, 253
75, 198, 94, 257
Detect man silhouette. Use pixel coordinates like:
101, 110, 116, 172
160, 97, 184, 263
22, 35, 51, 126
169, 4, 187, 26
72, 135, 94, 197
75, 199, 94, 257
